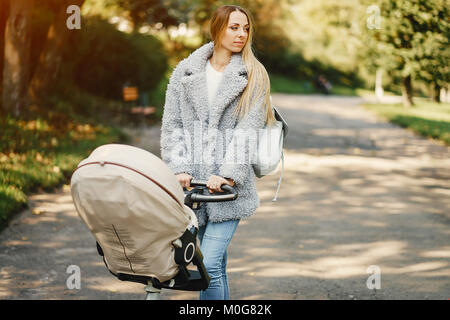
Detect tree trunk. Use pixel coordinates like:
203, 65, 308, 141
432, 83, 441, 103
440, 87, 449, 103
0, 0, 11, 113
2, 0, 33, 116
28, 0, 85, 104
375, 68, 384, 102
401, 74, 414, 107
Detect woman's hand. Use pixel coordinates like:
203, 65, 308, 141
207, 175, 235, 193
175, 173, 192, 188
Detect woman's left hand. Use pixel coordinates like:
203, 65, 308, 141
206, 175, 235, 193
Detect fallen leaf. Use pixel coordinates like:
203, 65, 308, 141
32, 208, 45, 215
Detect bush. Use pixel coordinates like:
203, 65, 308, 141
255, 42, 362, 89
61, 16, 168, 102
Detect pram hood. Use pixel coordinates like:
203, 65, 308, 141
70, 144, 198, 283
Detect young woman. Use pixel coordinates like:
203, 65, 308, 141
160, 5, 275, 300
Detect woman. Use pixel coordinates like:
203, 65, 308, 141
160, 5, 275, 300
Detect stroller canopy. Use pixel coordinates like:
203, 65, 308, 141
70, 144, 197, 283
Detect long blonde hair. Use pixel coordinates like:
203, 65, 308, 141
209, 5, 276, 126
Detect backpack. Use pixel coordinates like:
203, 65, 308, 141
252, 96, 289, 201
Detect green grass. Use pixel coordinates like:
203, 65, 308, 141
0, 116, 128, 229
362, 100, 450, 145
269, 73, 316, 94
269, 73, 369, 96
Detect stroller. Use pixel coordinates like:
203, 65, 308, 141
70, 144, 238, 299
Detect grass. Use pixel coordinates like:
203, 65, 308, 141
0, 115, 128, 229
269, 73, 316, 94
269, 73, 371, 97
362, 99, 450, 146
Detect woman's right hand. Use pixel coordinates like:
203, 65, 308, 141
175, 173, 192, 188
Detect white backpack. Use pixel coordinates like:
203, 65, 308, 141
252, 97, 289, 201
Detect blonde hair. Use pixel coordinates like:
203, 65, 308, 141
209, 5, 276, 126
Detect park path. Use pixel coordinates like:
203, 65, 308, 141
0, 94, 449, 300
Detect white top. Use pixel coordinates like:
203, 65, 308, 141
205, 59, 224, 108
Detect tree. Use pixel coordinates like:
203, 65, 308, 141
363, 0, 449, 106
0, 0, 10, 112
409, 0, 449, 102
28, 0, 85, 106
2, 0, 34, 116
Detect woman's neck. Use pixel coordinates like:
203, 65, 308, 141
209, 46, 232, 72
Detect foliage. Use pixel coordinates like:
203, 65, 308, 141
60, 15, 168, 102
83, 0, 192, 29
283, 0, 366, 87
0, 114, 128, 226
360, 0, 449, 98
270, 73, 369, 96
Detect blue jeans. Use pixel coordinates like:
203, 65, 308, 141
197, 219, 240, 300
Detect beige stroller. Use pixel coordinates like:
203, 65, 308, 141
70, 144, 238, 299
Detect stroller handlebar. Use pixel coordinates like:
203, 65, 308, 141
184, 179, 238, 203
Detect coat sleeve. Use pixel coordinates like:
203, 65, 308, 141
160, 65, 192, 175
219, 89, 267, 186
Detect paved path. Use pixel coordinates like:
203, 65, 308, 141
1, 94, 449, 299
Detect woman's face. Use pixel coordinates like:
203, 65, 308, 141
220, 10, 249, 53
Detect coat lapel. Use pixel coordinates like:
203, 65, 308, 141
181, 71, 209, 123
180, 42, 248, 127
209, 53, 248, 129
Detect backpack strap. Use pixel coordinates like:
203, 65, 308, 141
272, 150, 284, 202
269, 96, 287, 202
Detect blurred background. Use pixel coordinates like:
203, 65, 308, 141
0, 0, 448, 223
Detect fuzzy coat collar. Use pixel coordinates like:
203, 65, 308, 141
179, 41, 248, 126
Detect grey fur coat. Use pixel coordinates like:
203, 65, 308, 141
160, 41, 266, 226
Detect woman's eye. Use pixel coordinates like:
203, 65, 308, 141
230, 26, 249, 32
